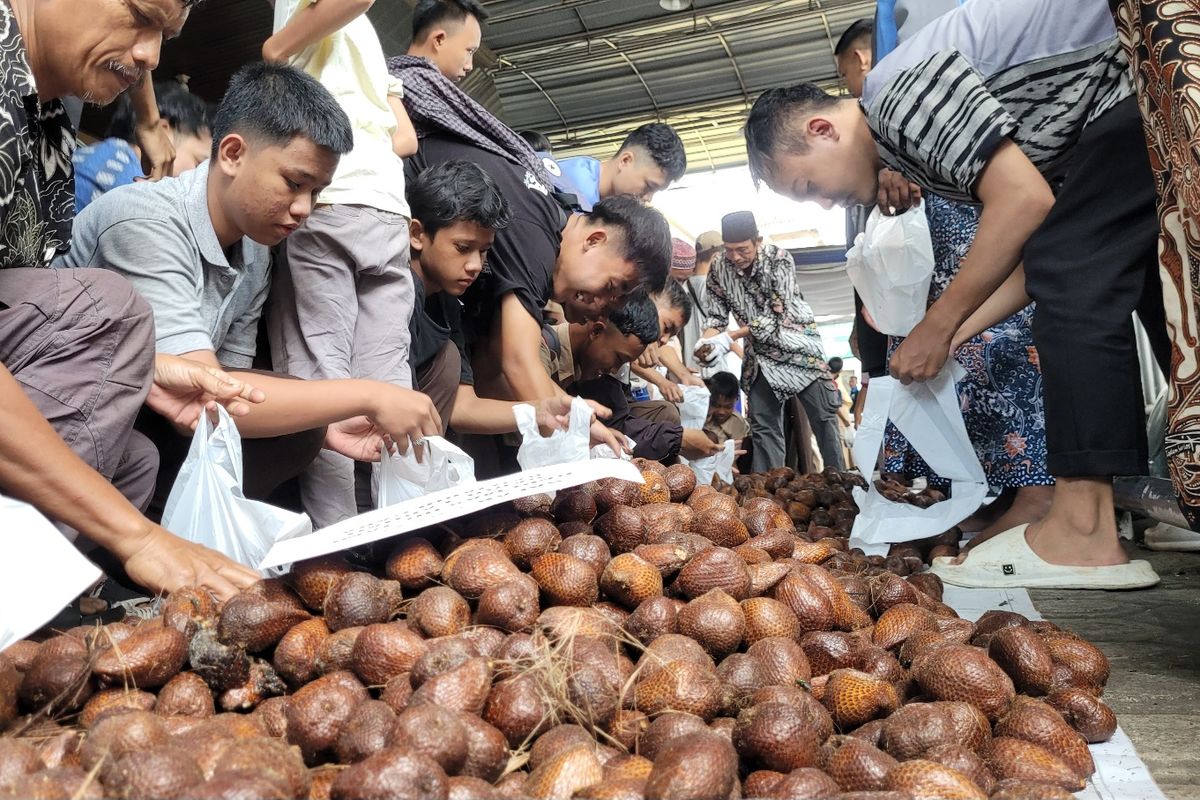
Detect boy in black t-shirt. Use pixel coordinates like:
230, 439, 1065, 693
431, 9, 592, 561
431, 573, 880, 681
405, 160, 617, 449
405, 131, 671, 410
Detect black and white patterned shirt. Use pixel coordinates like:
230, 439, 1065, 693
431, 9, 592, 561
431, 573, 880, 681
861, 0, 1131, 203
702, 242, 828, 399
0, 3, 76, 269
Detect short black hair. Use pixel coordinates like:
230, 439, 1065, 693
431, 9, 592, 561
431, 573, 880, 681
519, 130, 553, 153
588, 195, 671, 293
744, 84, 839, 186
211, 62, 353, 159
107, 80, 211, 144
656, 280, 693, 327
705, 372, 740, 401
828, 356, 844, 373
412, 0, 487, 42
618, 123, 687, 183
407, 160, 512, 239
835, 18, 874, 56
606, 289, 661, 346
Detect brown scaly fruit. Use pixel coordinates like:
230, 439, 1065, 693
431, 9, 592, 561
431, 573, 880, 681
334, 700, 399, 764
530, 552, 600, 606
348, 622, 427, 687
822, 668, 901, 731
634, 659, 723, 721
78, 710, 168, 785
324, 572, 401, 631
675, 546, 752, 600
285, 671, 369, 764
407, 586, 471, 639
883, 759, 988, 800
388, 704, 468, 775
664, 464, 697, 503
632, 543, 691, 579
551, 489, 598, 524
824, 735, 899, 792
212, 736, 309, 797
217, 586, 312, 653
290, 556, 354, 612
594, 506, 647, 555
523, 743, 604, 800
747, 562, 792, 597
980, 737, 1085, 792
409, 656, 492, 716
3, 767, 103, 800
731, 701, 823, 772
455, 712, 508, 783
448, 776, 504, 800
872, 603, 937, 651
922, 743, 996, 795
1046, 688, 1117, 743
993, 696, 1094, 780
105, 745, 204, 800
912, 644, 1015, 721
384, 538, 444, 591
441, 543, 523, 600
1042, 635, 1110, 693
329, 747, 449, 800
91, 623, 189, 689
624, 596, 681, 645
989, 779, 1078, 800
692, 507, 750, 548
636, 634, 714, 680
273, 617, 331, 688
742, 770, 784, 798
881, 701, 991, 760
557, 533, 612, 577
315, 626, 365, 675
639, 471, 671, 505
747, 636, 812, 685
765, 768, 842, 799
19, 635, 93, 713
188, 627, 251, 694
0, 738, 45, 789
676, 589, 746, 659
638, 712, 709, 761
799, 631, 863, 676
504, 518, 563, 569
153, 670, 215, 718
601, 552, 664, 609
476, 575, 541, 633
161, 586, 219, 637
254, 695, 290, 738
78, 687, 157, 728
773, 572, 836, 634
483, 672, 553, 749
988, 625, 1055, 696
643, 731, 738, 800
740, 597, 802, 645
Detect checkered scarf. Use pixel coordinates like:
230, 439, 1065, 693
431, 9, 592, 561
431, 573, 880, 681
387, 55, 551, 186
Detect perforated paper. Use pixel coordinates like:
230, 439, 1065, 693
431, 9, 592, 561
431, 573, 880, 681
258, 458, 643, 569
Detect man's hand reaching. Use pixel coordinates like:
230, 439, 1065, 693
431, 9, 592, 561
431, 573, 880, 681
148, 354, 266, 431
119, 524, 259, 602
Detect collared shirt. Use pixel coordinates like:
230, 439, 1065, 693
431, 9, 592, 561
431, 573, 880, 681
703, 242, 827, 399
0, 4, 76, 269
704, 412, 750, 444
275, 0, 409, 216
54, 161, 271, 368
861, 0, 1131, 203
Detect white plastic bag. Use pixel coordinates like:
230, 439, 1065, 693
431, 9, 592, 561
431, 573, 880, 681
677, 385, 711, 430
0, 494, 103, 650
845, 202, 935, 336
849, 364, 987, 555
162, 406, 311, 575
591, 434, 635, 460
376, 436, 475, 507
679, 439, 737, 487
515, 397, 594, 470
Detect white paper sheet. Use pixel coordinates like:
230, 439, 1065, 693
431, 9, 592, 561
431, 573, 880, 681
259, 458, 644, 569
0, 496, 103, 650
941, 585, 1166, 800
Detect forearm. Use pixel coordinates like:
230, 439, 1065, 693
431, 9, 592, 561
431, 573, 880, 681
130, 76, 159, 126
953, 263, 1031, 347
224, 372, 376, 436
388, 95, 418, 158
263, 0, 374, 61
631, 363, 667, 387
0, 369, 151, 556
449, 386, 522, 435
656, 348, 692, 384
501, 350, 567, 402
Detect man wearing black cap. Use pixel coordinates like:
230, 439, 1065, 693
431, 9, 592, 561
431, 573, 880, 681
694, 211, 844, 472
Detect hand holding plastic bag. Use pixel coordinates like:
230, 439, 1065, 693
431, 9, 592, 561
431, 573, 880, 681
845, 202, 934, 336
376, 436, 476, 507
848, 363, 987, 555
591, 434, 635, 460
516, 396, 594, 470
679, 438, 737, 487
162, 406, 311, 575
676, 384, 711, 430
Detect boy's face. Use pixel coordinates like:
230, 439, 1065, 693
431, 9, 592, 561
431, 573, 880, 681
610, 148, 669, 203
412, 219, 495, 296
708, 395, 736, 426
169, 126, 212, 176
761, 110, 880, 210
218, 134, 338, 246
577, 323, 646, 379
556, 226, 638, 323
432, 15, 482, 82
653, 294, 685, 345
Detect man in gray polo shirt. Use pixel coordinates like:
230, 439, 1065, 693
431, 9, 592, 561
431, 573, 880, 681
59, 63, 442, 519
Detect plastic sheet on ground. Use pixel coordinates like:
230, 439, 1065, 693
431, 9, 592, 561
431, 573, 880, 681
943, 584, 1166, 800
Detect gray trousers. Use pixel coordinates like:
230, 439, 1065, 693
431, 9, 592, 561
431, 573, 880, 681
749, 373, 845, 473
268, 205, 414, 528
0, 268, 158, 522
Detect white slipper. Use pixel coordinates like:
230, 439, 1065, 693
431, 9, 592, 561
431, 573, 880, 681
1144, 522, 1200, 552
930, 525, 1160, 590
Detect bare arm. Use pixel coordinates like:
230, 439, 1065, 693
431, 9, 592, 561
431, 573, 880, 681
388, 95, 418, 158
497, 294, 572, 402
890, 140, 1054, 383
0, 366, 257, 599
952, 263, 1032, 350
130, 76, 175, 181
262, 0, 374, 62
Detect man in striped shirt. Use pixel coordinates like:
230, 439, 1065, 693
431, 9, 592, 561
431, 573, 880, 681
743, 0, 1163, 588
694, 211, 844, 473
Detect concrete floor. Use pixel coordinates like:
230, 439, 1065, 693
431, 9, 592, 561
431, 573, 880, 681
1031, 544, 1200, 800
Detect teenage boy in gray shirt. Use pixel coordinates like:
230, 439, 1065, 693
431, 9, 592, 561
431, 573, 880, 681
58, 63, 441, 518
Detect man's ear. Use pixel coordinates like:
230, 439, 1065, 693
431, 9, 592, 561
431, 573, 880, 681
616, 149, 636, 170
584, 228, 608, 251
215, 133, 247, 178
588, 321, 607, 340
857, 48, 872, 73
432, 29, 448, 50
807, 115, 838, 142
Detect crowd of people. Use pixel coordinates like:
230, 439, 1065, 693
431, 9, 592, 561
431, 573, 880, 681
2, 0, 1197, 608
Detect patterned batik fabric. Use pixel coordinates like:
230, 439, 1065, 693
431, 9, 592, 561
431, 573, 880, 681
883, 194, 1054, 489
1111, 0, 1200, 530
0, 4, 75, 269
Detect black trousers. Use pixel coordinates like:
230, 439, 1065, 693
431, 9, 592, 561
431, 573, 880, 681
1023, 96, 1169, 477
